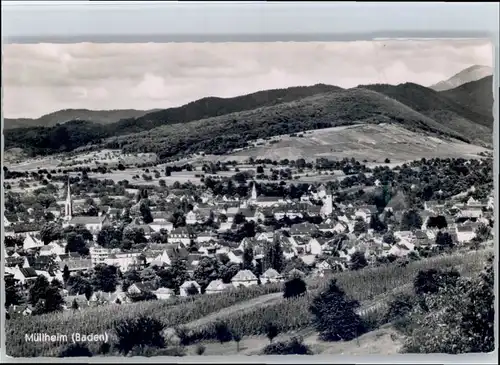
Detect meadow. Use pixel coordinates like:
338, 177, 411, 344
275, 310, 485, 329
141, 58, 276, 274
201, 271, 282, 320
5, 248, 491, 357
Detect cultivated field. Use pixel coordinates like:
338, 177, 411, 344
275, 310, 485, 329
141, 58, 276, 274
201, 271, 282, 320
5, 248, 491, 357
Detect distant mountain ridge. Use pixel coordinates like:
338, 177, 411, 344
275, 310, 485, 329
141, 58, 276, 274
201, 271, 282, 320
4, 84, 342, 131
430, 65, 493, 92
440, 76, 494, 125
4, 109, 158, 130
4, 69, 494, 158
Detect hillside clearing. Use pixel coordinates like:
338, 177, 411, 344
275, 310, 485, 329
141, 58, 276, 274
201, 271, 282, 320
193, 124, 490, 163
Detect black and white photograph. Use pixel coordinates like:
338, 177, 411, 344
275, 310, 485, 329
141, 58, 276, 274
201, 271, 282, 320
2, 39, 495, 357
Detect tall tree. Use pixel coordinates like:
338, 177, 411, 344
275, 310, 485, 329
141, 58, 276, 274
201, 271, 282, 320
63, 265, 70, 285
193, 256, 220, 292
349, 251, 368, 271
91, 264, 118, 293
40, 223, 62, 245
309, 279, 365, 341
242, 247, 254, 271
97, 226, 122, 248
271, 238, 285, 272
400, 210, 423, 231
5, 277, 22, 308
140, 201, 153, 224
65, 232, 88, 255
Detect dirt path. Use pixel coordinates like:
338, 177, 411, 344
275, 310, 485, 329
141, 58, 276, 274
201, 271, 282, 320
183, 292, 283, 329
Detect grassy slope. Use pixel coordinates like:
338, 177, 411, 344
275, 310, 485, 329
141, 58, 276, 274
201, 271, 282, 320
360, 82, 493, 142
5, 248, 491, 357
107, 88, 472, 159
219, 123, 488, 163
440, 76, 494, 124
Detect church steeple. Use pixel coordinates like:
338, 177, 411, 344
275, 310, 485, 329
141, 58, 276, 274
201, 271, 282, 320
251, 181, 257, 200
64, 177, 73, 220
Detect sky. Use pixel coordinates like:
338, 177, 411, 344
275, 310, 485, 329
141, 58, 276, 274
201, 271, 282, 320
3, 39, 493, 119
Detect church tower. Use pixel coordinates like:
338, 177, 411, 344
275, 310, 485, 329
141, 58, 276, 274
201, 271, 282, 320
251, 181, 258, 200
64, 177, 73, 220
320, 188, 333, 217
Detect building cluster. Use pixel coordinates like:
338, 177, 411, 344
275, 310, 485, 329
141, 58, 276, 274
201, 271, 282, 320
4, 176, 494, 315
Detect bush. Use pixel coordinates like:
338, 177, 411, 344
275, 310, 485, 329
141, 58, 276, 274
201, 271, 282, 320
310, 279, 366, 341
413, 268, 460, 295
384, 293, 415, 322
58, 343, 93, 357
214, 320, 233, 344
115, 315, 165, 355
97, 342, 111, 355
261, 336, 313, 355
195, 344, 206, 355
403, 256, 494, 354
266, 322, 279, 343
283, 277, 307, 299
174, 326, 192, 346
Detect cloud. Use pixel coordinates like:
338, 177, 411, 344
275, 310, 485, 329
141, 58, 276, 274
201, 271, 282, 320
2, 40, 493, 118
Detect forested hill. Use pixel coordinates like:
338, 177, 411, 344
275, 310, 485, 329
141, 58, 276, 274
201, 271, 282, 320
4, 81, 493, 158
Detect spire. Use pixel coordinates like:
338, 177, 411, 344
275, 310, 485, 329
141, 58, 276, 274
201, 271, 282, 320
251, 181, 257, 200
65, 176, 73, 220
66, 176, 71, 201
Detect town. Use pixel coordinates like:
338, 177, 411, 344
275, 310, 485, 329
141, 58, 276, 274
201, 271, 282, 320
3, 154, 494, 318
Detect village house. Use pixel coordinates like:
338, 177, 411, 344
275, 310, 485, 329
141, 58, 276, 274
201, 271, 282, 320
387, 241, 415, 257
63, 294, 89, 310
354, 205, 378, 223
317, 222, 336, 233
89, 244, 110, 266
205, 279, 233, 294
64, 215, 111, 235
289, 222, 319, 239
179, 281, 201, 296
39, 242, 66, 257
127, 281, 157, 296
455, 224, 478, 243
153, 287, 175, 300
305, 237, 326, 255
458, 207, 483, 220
149, 212, 174, 232
169, 227, 195, 245
197, 231, 218, 244
23, 233, 44, 250
185, 210, 201, 225
231, 269, 258, 288
260, 268, 284, 284
6, 266, 38, 285
424, 200, 446, 214
59, 256, 93, 273
286, 268, 306, 280
312, 260, 333, 277
105, 252, 141, 271
226, 249, 244, 265
8, 304, 34, 317
90, 291, 127, 305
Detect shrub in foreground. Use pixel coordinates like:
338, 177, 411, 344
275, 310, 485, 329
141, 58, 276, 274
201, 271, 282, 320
283, 277, 307, 299
403, 256, 494, 354
58, 343, 93, 357
261, 336, 313, 355
115, 315, 165, 355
